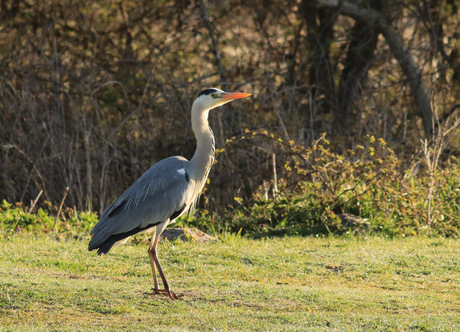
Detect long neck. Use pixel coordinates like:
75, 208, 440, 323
189, 102, 215, 181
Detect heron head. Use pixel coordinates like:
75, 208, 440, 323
194, 88, 251, 111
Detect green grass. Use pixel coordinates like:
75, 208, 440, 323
0, 233, 459, 331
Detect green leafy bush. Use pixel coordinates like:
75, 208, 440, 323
199, 133, 459, 237
0, 200, 55, 232
0, 199, 98, 235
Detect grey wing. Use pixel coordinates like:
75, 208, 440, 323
88, 156, 195, 251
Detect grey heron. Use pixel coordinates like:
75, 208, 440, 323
88, 88, 251, 300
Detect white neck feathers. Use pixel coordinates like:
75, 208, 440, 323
189, 100, 215, 181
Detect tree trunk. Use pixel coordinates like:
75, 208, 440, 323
303, 1, 338, 114
336, 0, 382, 132
314, 0, 436, 137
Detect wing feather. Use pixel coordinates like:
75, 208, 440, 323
88, 156, 195, 250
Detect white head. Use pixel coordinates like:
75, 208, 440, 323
192, 88, 251, 112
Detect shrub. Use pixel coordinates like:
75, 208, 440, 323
195, 133, 459, 237
0, 199, 98, 235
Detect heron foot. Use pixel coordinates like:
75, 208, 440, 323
148, 288, 180, 300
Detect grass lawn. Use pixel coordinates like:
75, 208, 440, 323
0, 233, 459, 331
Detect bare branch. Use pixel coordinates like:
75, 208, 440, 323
199, 0, 227, 89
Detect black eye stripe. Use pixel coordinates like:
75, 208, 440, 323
198, 88, 219, 97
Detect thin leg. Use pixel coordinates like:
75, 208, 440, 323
147, 229, 159, 290
147, 224, 179, 300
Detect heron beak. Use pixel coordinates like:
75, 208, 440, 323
221, 92, 252, 100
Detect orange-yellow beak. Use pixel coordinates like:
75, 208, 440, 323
221, 92, 252, 100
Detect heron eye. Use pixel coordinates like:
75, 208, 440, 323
210, 93, 217, 98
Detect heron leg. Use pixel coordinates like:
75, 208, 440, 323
147, 224, 179, 300
147, 229, 159, 290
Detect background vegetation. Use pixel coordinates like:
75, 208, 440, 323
0, 0, 458, 236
